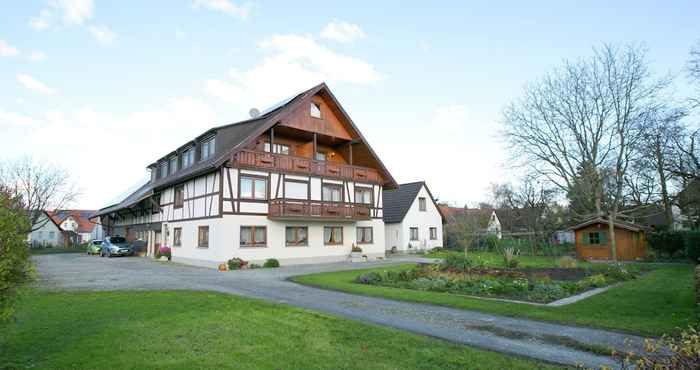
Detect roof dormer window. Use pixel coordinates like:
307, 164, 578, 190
200, 136, 215, 161
159, 162, 168, 179
182, 147, 194, 168
169, 156, 178, 175
310, 102, 321, 118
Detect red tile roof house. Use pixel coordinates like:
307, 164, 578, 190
47, 210, 102, 244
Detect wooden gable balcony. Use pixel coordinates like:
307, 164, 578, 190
232, 149, 382, 183
268, 199, 371, 221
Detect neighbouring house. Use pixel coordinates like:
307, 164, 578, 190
438, 205, 502, 238
92, 83, 397, 268
675, 179, 700, 229
28, 211, 64, 247
383, 182, 445, 253
47, 210, 101, 244
572, 217, 647, 261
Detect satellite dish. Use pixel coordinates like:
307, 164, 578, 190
249, 108, 260, 118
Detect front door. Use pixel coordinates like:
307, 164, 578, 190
153, 231, 162, 257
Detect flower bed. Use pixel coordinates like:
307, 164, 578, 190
354, 262, 641, 304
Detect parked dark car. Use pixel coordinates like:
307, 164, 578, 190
100, 236, 134, 257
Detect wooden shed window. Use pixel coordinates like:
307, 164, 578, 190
585, 231, 606, 245
310, 102, 321, 118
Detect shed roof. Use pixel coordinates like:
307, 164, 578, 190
570, 217, 645, 232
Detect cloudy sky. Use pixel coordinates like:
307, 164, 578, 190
2, 0, 699, 209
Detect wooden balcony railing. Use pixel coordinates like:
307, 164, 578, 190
233, 149, 381, 183
268, 199, 371, 221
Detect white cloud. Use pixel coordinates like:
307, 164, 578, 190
16, 97, 219, 208
17, 74, 56, 95
192, 0, 251, 20
89, 25, 117, 44
0, 108, 37, 126
29, 0, 94, 30
206, 34, 380, 109
0, 39, 20, 57
29, 9, 52, 30
29, 51, 47, 61
320, 20, 366, 43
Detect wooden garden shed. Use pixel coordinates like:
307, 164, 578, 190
572, 217, 647, 261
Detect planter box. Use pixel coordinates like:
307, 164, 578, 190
351, 252, 364, 263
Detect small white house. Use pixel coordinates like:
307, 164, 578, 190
29, 211, 64, 247
383, 182, 445, 253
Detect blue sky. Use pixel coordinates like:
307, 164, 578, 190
2, 0, 699, 209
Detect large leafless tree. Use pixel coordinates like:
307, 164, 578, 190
0, 157, 79, 232
503, 44, 671, 260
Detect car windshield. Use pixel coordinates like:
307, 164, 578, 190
109, 237, 127, 244
93, 241, 102, 245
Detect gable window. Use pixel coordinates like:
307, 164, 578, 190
357, 227, 373, 244
159, 162, 168, 178
322, 183, 343, 202
286, 226, 308, 246
198, 226, 209, 248
264, 142, 290, 155
174, 185, 184, 209
419, 197, 427, 211
410, 227, 419, 241
430, 227, 437, 240
310, 102, 321, 118
169, 156, 178, 175
240, 176, 267, 199
240, 226, 266, 247
324, 226, 343, 245
354, 187, 372, 205
173, 227, 182, 247
315, 151, 326, 161
182, 148, 194, 168
284, 179, 308, 200
200, 137, 215, 161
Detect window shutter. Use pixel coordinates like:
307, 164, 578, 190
583, 232, 589, 244
600, 232, 607, 244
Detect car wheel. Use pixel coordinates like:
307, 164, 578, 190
107, 250, 112, 258
100, 250, 105, 257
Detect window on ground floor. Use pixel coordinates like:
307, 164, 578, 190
241, 226, 267, 247
410, 227, 419, 241
286, 226, 308, 246
198, 226, 209, 248
585, 231, 605, 245
430, 227, 437, 240
173, 227, 182, 247
357, 227, 373, 244
324, 226, 343, 245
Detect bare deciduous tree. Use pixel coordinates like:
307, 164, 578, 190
0, 157, 79, 232
503, 44, 671, 260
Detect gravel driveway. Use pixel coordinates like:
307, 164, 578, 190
35, 254, 644, 368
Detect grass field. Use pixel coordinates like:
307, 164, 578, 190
0, 290, 561, 370
424, 250, 593, 268
293, 263, 697, 337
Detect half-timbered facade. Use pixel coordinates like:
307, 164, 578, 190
93, 83, 396, 267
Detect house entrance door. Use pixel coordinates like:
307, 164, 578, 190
153, 231, 162, 257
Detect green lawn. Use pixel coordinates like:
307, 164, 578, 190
293, 263, 697, 337
425, 251, 593, 268
0, 290, 561, 370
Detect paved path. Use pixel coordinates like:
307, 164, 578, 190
35, 254, 646, 368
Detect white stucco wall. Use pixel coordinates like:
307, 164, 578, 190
168, 215, 386, 268
29, 214, 63, 247
386, 185, 443, 252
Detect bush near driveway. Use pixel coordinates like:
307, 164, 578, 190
0, 191, 33, 324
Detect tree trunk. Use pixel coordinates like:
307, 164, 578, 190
607, 213, 617, 261
655, 142, 674, 229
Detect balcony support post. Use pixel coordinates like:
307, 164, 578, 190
313, 133, 317, 159
348, 142, 353, 165
270, 127, 275, 151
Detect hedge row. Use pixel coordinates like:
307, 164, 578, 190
648, 230, 700, 262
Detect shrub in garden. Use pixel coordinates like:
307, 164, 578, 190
249, 263, 261, 269
263, 258, 280, 268
355, 272, 382, 284
685, 231, 700, 263
557, 256, 577, 268
648, 230, 686, 258
441, 254, 472, 272
528, 283, 566, 302
227, 257, 248, 270
501, 247, 520, 268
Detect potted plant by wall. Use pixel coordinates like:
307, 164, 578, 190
158, 245, 171, 261
351, 244, 363, 262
